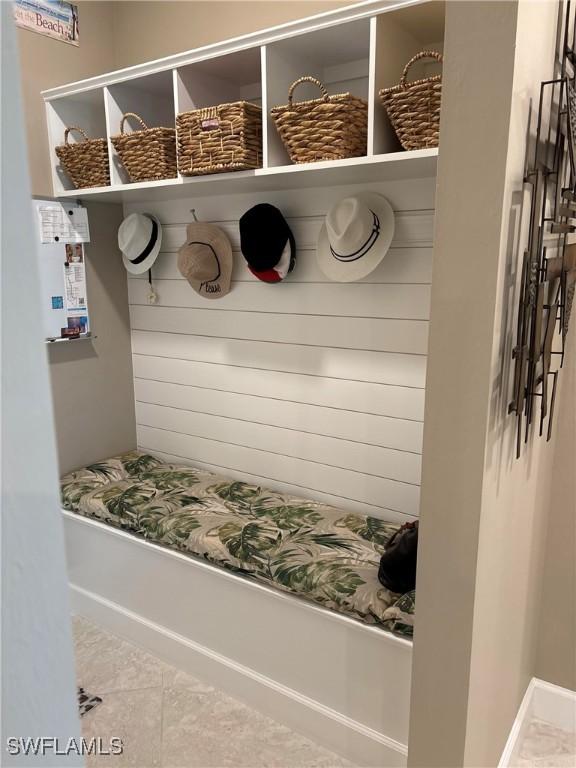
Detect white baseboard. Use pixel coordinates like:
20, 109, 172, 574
71, 584, 408, 767
499, 678, 576, 767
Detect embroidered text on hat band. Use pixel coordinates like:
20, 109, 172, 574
129, 218, 159, 265
330, 211, 381, 262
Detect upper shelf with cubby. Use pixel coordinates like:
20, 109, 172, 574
43, 0, 445, 201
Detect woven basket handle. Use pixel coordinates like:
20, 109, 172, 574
400, 50, 443, 88
288, 76, 329, 107
64, 126, 89, 145
120, 112, 149, 134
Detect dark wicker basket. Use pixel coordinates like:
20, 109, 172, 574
111, 112, 177, 183
176, 101, 262, 176
55, 127, 110, 189
270, 76, 368, 164
379, 51, 443, 151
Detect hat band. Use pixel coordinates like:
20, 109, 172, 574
129, 219, 158, 265
186, 241, 222, 289
330, 211, 381, 262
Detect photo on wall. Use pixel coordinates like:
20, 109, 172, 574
65, 243, 84, 264
13, 0, 79, 46
66, 315, 88, 334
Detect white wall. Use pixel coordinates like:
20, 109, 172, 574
409, 2, 573, 766
1, 5, 81, 763
464, 4, 565, 764
535, 333, 576, 691
125, 176, 434, 522
48, 201, 137, 475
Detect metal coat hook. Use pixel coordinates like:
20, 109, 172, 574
190, 208, 199, 221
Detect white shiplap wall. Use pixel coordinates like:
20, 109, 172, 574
125, 178, 434, 522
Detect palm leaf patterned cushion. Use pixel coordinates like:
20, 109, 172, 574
61, 451, 415, 636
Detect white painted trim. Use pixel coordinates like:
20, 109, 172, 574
367, 16, 378, 156
53, 149, 438, 203
498, 678, 576, 767
531, 679, 576, 733
498, 678, 537, 768
42, 0, 426, 99
63, 509, 412, 767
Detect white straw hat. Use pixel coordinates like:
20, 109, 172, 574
317, 193, 395, 282
118, 213, 162, 275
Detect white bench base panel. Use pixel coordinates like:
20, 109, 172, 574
64, 510, 412, 767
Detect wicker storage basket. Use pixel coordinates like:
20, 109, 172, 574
270, 76, 368, 164
111, 113, 177, 183
55, 127, 110, 189
176, 101, 262, 176
379, 51, 443, 151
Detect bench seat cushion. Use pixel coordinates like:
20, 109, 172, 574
61, 451, 415, 635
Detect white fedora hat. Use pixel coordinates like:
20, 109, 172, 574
118, 213, 162, 275
317, 193, 395, 282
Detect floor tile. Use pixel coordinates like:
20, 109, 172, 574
82, 687, 163, 768
161, 686, 354, 768
74, 615, 169, 694
516, 718, 576, 768
161, 665, 215, 694
74, 615, 355, 768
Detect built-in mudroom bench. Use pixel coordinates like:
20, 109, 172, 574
43, 2, 445, 765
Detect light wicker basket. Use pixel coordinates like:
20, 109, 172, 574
270, 76, 368, 164
176, 101, 262, 176
111, 112, 177, 183
55, 127, 110, 189
379, 51, 443, 151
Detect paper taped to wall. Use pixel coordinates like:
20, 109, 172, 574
38, 203, 90, 244
63, 245, 87, 312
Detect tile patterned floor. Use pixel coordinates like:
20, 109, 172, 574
515, 718, 576, 767
73, 616, 355, 768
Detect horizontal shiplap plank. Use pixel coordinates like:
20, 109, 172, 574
134, 378, 424, 453
131, 331, 427, 389
129, 306, 428, 354
136, 246, 433, 284
143, 448, 416, 524
132, 355, 426, 421
135, 402, 421, 485
129, 280, 431, 320
129, 201, 432, 508
158, 212, 434, 253
137, 425, 420, 517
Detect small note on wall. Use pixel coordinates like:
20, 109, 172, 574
14, 0, 79, 46
38, 203, 90, 244
63, 244, 87, 312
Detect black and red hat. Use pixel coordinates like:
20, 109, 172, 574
239, 203, 296, 283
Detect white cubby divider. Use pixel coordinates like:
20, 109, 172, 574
263, 17, 371, 168
174, 47, 264, 178
175, 48, 262, 113
43, 1, 445, 200
369, 6, 445, 155
46, 88, 108, 195
105, 71, 176, 186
